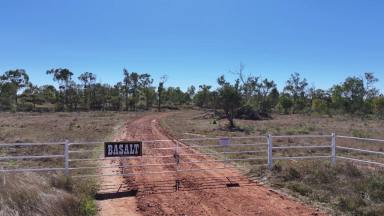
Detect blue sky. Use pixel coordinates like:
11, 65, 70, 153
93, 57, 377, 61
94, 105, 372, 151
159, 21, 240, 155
1, 0, 383, 91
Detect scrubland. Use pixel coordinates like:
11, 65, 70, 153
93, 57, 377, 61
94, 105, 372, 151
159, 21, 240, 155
0, 111, 142, 216
161, 109, 384, 215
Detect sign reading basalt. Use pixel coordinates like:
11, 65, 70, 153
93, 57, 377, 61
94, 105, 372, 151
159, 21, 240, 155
104, 141, 142, 157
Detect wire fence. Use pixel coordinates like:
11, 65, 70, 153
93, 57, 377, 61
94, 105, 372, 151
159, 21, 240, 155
0, 134, 383, 178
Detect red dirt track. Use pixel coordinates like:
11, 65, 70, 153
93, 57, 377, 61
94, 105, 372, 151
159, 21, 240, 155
97, 113, 327, 216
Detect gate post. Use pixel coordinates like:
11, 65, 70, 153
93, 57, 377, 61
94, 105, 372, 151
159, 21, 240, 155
331, 133, 336, 165
64, 140, 69, 176
267, 134, 273, 170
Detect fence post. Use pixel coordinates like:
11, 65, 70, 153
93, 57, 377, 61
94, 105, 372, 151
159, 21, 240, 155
331, 133, 336, 165
176, 140, 179, 172
267, 134, 273, 170
64, 140, 69, 176
2, 166, 5, 185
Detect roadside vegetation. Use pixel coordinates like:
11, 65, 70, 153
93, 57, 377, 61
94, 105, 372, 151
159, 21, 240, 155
268, 161, 384, 216
0, 112, 141, 216
161, 110, 384, 215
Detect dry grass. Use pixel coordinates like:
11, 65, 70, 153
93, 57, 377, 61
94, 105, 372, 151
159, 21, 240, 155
0, 111, 142, 143
268, 161, 384, 216
0, 173, 77, 216
161, 109, 384, 215
162, 110, 384, 163
0, 111, 144, 216
161, 110, 384, 138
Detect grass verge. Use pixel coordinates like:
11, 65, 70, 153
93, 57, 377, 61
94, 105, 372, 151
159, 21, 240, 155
264, 161, 384, 216
0, 111, 143, 216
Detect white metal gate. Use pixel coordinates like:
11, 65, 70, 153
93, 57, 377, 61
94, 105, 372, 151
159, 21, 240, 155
1, 134, 383, 192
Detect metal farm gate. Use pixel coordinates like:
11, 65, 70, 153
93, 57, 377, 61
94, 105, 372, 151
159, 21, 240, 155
69, 136, 268, 194
1, 134, 384, 194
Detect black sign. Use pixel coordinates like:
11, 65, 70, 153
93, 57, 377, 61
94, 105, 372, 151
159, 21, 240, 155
104, 141, 142, 157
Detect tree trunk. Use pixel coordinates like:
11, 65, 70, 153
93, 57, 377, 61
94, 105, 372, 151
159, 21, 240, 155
125, 93, 128, 111
14, 94, 17, 112
229, 117, 235, 128
158, 92, 162, 112
227, 111, 235, 128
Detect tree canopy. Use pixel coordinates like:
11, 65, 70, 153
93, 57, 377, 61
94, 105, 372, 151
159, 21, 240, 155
0, 68, 382, 122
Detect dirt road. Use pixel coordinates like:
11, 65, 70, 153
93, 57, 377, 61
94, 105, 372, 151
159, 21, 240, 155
97, 113, 326, 216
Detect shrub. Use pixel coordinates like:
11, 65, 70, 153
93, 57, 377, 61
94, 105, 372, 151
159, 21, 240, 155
79, 195, 97, 216
18, 102, 34, 112
366, 175, 384, 202
283, 167, 301, 181
312, 99, 328, 114
351, 129, 370, 138
287, 182, 312, 196
342, 163, 362, 178
372, 97, 384, 119
236, 104, 262, 120
272, 163, 282, 173
336, 195, 366, 213
277, 95, 293, 114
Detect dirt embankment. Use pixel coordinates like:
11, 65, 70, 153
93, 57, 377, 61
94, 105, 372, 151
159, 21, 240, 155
97, 113, 327, 216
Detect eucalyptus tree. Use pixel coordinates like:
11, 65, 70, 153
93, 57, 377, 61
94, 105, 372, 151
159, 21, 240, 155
137, 74, 154, 110
364, 72, 379, 99
258, 79, 277, 113
78, 72, 96, 110
129, 72, 140, 110
217, 76, 242, 128
122, 69, 153, 110
46, 68, 74, 110
157, 75, 167, 112
22, 84, 43, 110
123, 69, 131, 110
0, 82, 17, 110
40, 85, 57, 104
284, 73, 308, 113
194, 85, 212, 108
0, 69, 30, 110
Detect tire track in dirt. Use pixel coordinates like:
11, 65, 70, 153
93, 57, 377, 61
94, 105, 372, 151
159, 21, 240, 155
98, 113, 328, 216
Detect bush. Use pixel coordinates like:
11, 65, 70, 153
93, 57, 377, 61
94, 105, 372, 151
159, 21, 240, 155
356, 205, 384, 216
351, 129, 370, 138
235, 105, 263, 120
277, 95, 293, 114
312, 165, 337, 184
342, 163, 362, 178
366, 175, 384, 202
266, 161, 384, 215
372, 97, 384, 119
312, 99, 328, 114
336, 195, 366, 213
283, 167, 301, 181
79, 195, 97, 216
272, 163, 282, 173
287, 182, 312, 196
18, 102, 34, 112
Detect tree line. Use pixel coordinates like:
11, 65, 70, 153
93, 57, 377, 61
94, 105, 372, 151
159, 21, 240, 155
0, 68, 193, 113
0, 67, 383, 123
